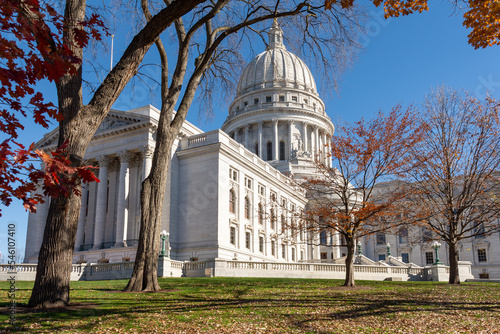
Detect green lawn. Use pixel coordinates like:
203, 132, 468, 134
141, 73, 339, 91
1, 278, 499, 333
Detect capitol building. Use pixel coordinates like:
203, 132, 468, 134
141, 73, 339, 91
24, 22, 499, 281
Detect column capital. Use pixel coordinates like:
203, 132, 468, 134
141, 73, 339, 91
287, 119, 295, 125
117, 150, 132, 162
258, 121, 264, 128
272, 119, 278, 125
245, 124, 251, 130
139, 145, 155, 159
95, 155, 110, 167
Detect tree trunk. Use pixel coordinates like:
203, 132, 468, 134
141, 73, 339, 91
448, 240, 460, 284
27, 0, 204, 307
344, 236, 356, 287
124, 124, 176, 292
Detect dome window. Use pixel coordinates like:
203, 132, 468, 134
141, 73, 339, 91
266, 141, 273, 161
266, 96, 272, 103
292, 96, 297, 102
254, 98, 259, 105
304, 99, 308, 104
244, 101, 248, 107
236, 106, 240, 111
279, 141, 285, 160
279, 95, 285, 102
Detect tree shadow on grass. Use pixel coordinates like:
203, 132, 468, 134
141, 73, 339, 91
1, 285, 499, 333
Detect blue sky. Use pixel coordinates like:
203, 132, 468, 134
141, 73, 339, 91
1, 2, 500, 261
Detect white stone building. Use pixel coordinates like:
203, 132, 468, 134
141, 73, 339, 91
24, 22, 497, 280
25, 22, 333, 266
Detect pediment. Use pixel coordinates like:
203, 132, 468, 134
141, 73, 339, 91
36, 109, 155, 149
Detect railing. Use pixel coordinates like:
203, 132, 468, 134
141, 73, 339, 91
1, 259, 469, 282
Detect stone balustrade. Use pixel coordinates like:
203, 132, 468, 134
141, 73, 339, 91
0, 259, 474, 282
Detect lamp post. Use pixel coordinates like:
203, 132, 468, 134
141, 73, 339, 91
160, 230, 169, 257
432, 241, 442, 265
386, 243, 391, 257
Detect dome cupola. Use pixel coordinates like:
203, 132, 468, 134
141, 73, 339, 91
221, 21, 334, 176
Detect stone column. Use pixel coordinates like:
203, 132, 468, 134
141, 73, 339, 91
245, 124, 251, 149
303, 122, 308, 153
140, 145, 154, 180
287, 120, 293, 159
84, 180, 98, 248
92, 156, 109, 250
258, 121, 263, 160
327, 135, 332, 168
34, 197, 50, 256
314, 126, 319, 159
114, 150, 131, 247
75, 183, 88, 251
322, 132, 327, 165
273, 119, 278, 160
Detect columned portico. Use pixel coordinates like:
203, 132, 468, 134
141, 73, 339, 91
115, 150, 131, 247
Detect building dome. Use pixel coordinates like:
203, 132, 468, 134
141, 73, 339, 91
236, 47, 318, 97
221, 20, 334, 177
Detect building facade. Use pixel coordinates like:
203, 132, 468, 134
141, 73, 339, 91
24, 22, 498, 279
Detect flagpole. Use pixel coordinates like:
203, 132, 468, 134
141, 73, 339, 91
110, 34, 114, 71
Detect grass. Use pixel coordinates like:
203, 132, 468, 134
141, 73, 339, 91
1, 278, 499, 333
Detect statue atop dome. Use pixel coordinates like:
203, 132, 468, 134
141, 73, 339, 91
266, 18, 285, 50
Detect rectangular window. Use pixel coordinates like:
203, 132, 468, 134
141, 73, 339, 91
243, 101, 248, 106
258, 184, 265, 196
230, 227, 236, 245
321, 252, 328, 260
245, 177, 252, 189
229, 168, 238, 182
271, 240, 276, 256
376, 233, 386, 245
245, 232, 251, 249
399, 228, 408, 244
304, 99, 308, 104
301, 250, 304, 260
291, 96, 297, 102
266, 96, 272, 103
401, 253, 409, 263
479, 273, 490, 279
279, 95, 285, 102
291, 248, 295, 262
378, 254, 386, 261
259, 236, 264, 253
425, 252, 434, 265
478, 249, 487, 262
282, 244, 286, 259
254, 98, 259, 105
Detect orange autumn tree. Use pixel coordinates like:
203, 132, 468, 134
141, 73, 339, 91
299, 106, 423, 287
325, 0, 500, 49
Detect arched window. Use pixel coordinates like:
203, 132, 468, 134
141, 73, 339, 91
254, 143, 259, 156
244, 197, 251, 219
320, 230, 327, 245
266, 141, 272, 161
258, 203, 264, 224
229, 189, 236, 213
279, 141, 285, 160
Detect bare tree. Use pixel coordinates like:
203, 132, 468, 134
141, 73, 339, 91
125, 0, 365, 292
405, 87, 500, 284
297, 106, 423, 287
